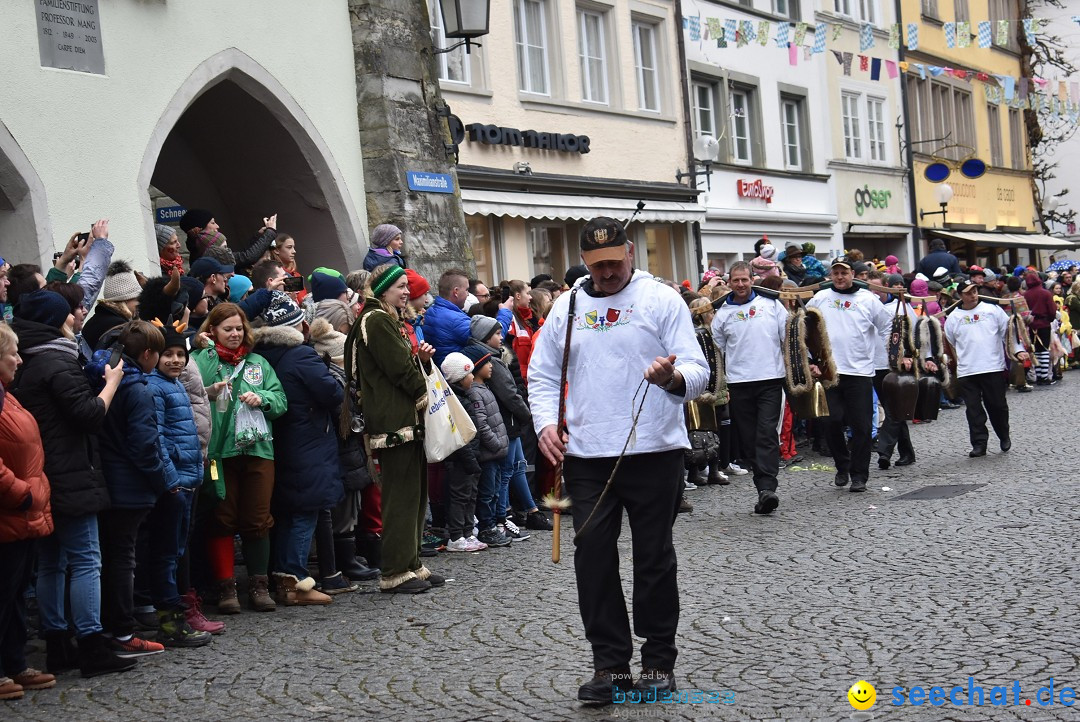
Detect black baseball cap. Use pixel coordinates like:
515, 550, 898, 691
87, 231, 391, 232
189, 257, 233, 281
956, 279, 978, 295
580, 217, 628, 265
830, 256, 853, 270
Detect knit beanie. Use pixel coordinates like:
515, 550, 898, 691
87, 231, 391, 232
102, 261, 143, 302
179, 208, 214, 234
463, 345, 492, 373
314, 299, 354, 331
370, 223, 403, 249
885, 255, 899, 266
309, 317, 347, 361
155, 224, 177, 250
15, 289, 70, 329
758, 243, 777, 261
885, 273, 905, 287
470, 314, 502, 344
203, 243, 236, 268
260, 291, 305, 327
310, 266, 344, 280
160, 323, 189, 358
228, 275, 253, 302
440, 351, 474, 384
405, 269, 430, 300
310, 270, 348, 303
196, 230, 228, 256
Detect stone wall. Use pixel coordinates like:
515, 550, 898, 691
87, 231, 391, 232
350, 0, 474, 280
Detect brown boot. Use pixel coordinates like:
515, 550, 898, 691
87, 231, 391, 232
247, 575, 277, 612
216, 578, 241, 615
0, 677, 24, 700
275, 574, 332, 606
13, 668, 55, 690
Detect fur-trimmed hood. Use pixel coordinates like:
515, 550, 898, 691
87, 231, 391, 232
253, 324, 305, 349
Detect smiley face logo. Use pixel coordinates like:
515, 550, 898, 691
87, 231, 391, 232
847, 680, 876, 710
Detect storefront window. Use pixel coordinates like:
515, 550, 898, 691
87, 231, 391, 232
644, 226, 675, 281
529, 223, 569, 283
466, 215, 502, 285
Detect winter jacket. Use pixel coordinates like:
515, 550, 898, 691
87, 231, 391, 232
363, 247, 406, 272
43, 238, 115, 311
85, 352, 170, 507
782, 260, 807, 286
234, 228, 277, 276
802, 255, 827, 280
464, 381, 508, 463
192, 347, 288, 462
9, 318, 110, 517
0, 391, 53, 542
82, 301, 131, 351
352, 304, 429, 449
464, 341, 531, 439
1024, 277, 1056, 330
255, 325, 344, 511
424, 296, 512, 367
445, 385, 482, 475
237, 288, 274, 326
326, 362, 373, 492
508, 310, 539, 383
916, 249, 962, 278
180, 358, 212, 457
146, 370, 203, 491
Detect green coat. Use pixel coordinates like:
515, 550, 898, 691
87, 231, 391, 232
353, 305, 428, 449
192, 348, 288, 463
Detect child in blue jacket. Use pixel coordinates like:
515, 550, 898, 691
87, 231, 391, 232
144, 322, 213, 648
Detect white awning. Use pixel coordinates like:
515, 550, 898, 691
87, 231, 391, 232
931, 229, 1080, 250
460, 189, 706, 223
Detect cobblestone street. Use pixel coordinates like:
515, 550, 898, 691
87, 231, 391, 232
7, 379, 1077, 721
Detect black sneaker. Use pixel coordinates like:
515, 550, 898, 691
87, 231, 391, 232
477, 528, 512, 548
895, 455, 915, 466
849, 479, 867, 493
578, 667, 633, 705
1000, 438, 1012, 453
634, 668, 677, 695
525, 510, 554, 531
969, 445, 987, 458
834, 472, 850, 487
877, 457, 891, 470
754, 490, 779, 515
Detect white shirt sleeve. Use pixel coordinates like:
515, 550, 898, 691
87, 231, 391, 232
660, 293, 709, 401
527, 292, 569, 434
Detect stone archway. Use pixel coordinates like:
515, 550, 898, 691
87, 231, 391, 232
0, 120, 52, 267
137, 49, 364, 271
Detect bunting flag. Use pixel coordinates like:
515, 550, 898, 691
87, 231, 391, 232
859, 22, 874, 51
843, 51, 854, 76
871, 57, 882, 81
794, 22, 808, 46
790, 42, 799, 66
859, 54, 869, 72
886, 59, 899, 79
758, 21, 770, 46
899, 61, 909, 73
813, 23, 827, 54
707, 18, 724, 42
1071, 82, 1079, 104
738, 20, 753, 47
1023, 18, 1036, 45
833, 23, 844, 41
804, 45, 813, 60
978, 21, 992, 48
945, 22, 956, 48
957, 21, 971, 47
688, 15, 701, 42
725, 19, 737, 42
1002, 75, 1016, 101
996, 19, 1010, 45
831, 49, 844, 65
906, 23, 919, 51
1060, 80, 1068, 102
1019, 77, 1029, 99
889, 24, 900, 49
775, 21, 790, 48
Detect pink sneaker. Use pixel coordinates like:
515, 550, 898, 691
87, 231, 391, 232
464, 535, 488, 552
182, 589, 226, 635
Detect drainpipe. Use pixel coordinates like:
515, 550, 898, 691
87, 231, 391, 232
895, 0, 922, 269
674, 0, 704, 280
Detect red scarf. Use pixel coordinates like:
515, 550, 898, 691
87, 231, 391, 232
215, 342, 250, 366
160, 256, 185, 274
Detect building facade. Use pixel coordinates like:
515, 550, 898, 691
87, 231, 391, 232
680, 0, 838, 274
432, 0, 703, 286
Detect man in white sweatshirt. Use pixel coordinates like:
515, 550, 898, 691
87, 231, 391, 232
711, 261, 787, 514
944, 279, 1028, 457
807, 258, 893, 492
529, 217, 708, 705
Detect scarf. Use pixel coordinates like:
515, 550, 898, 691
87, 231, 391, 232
160, 256, 185, 274
515, 305, 538, 334
214, 342, 249, 366
21, 337, 79, 359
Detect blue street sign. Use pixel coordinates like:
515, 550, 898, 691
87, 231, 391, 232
406, 171, 454, 194
155, 205, 186, 224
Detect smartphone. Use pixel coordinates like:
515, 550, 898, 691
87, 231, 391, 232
282, 276, 305, 292
107, 341, 124, 369
53, 251, 64, 261
76, 232, 90, 244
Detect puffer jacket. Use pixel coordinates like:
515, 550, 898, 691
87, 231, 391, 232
255, 325, 344, 512
86, 351, 170, 506
82, 301, 131, 351
445, 385, 481, 474
464, 342, 531, 439
146, 370, 203, 491
9, 318, 110, 517
326, 362, 373, 492
363, 247, 406, 272
0, 390, 53, 542
180, 358, 212, 457
464, 381, 508, 463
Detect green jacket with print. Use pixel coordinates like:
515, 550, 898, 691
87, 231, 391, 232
353, 305, 428, 448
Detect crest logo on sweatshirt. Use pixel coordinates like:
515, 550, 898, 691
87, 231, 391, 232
243, 365, 263, 386
957, 313, 984, 325
577, 306, 634, 332
733, 305, 761, 322
828, 299, 858, 311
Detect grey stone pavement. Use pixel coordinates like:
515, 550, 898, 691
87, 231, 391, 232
7, 377, 1079, 721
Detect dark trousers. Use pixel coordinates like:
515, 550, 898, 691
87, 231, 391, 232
445, 462, 480, 541
824, 375, 875, 483
958, 372, 1010, 447
873, 370, 914, 461
148, 490, 194, 610
378, 441, 427, 577
563, 449, 683, 673
0, 539, 35, 676
728, 379, 783, 493
99, 507, 152, 637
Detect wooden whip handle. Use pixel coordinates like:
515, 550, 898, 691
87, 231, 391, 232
552, 511, 561, 563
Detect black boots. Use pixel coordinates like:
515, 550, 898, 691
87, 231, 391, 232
77, 633, 137, 678
707, 463, 730, 485
43, 630, 78, 674
578, 667, 633, 705
357, 532, 382, 572
334, 534, 379, 581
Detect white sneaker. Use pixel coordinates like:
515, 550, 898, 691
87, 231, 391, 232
464, 535, 488, 552
471, 515, 479, 538
684, 479, 698, 490
445, 537, 469, 552
723, 463, 749, 476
